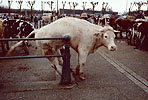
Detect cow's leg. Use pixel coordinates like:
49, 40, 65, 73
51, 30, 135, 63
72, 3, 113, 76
76, 54, 80, 75
120, 32, 123, 39
1, 41, 6, 52
6, 41, 9, 50
22, 41, 29, 55
43, 48, 62, 76
77, 49, 88, 80
57, 49, 63, 66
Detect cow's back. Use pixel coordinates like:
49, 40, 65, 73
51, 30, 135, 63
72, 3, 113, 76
36, 17, 97, 37
20, 21, 34, 37
35, 17, 99, 50
3, 19, 34, 38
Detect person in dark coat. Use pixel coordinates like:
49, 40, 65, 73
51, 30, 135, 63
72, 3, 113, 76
34, 14, 38, 29
136, 10, 145, 19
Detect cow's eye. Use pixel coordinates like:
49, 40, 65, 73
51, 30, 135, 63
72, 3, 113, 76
104, 36, 108, 38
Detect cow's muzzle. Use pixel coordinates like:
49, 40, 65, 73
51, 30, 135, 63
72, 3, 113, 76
110, 45, 117, 51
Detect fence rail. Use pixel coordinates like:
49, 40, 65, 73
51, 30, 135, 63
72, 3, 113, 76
0, 55, 63, 59
0, 37, 69, 41
0, 35, 71, 84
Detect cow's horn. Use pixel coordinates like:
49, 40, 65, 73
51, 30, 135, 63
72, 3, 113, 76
114, 30, 120, 33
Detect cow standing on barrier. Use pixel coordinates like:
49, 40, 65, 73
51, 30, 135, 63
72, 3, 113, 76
1, 19, 34, 52
7, 17, 117, 80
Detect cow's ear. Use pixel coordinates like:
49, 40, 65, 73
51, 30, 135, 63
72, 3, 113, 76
93, 33, 102, 39
93, 33, 99, 37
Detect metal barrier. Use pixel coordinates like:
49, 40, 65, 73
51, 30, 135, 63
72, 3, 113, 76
0, 35, 71, 84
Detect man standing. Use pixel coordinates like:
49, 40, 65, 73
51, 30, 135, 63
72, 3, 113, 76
80, 13, 88, 21
34, 14, 38, 29
2, 14, 9, 20
136, 10, 145, 19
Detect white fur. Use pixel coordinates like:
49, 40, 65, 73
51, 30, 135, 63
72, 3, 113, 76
7, 17, 117, 78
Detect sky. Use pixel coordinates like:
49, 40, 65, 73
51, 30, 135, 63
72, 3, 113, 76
0, 0, 147, 14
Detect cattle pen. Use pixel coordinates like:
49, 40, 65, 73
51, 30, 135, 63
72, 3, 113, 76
0, 35, 72, 85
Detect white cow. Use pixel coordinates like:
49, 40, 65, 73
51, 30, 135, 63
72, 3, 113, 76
7, 17, 117, 80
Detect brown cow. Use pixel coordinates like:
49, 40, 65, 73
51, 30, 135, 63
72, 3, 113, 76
115, 18, 135, 38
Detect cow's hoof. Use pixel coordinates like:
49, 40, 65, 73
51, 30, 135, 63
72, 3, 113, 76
79, 73, 85, 80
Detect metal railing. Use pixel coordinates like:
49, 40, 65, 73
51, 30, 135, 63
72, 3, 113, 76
0, 35, 71, 84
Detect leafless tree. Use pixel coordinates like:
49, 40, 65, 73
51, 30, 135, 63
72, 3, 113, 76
90, 2, 98, 14
41, 1, 46, 15
82, 2, 87, 12
102, 2, 108, 15
144, 0, 148, 11
26, 0, 35, 18
16, 0, 23, 15
47, 1, 54, 12
72, 2, 78, 16
62, 1, 66, 15
68, 2, 72, 10
128, 3, 134, 15
134, 1, 145, 11
68, 2, 72, 15
8, 0, 13, 16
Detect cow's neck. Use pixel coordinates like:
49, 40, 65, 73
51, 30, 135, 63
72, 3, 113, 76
91, 37, 102, 54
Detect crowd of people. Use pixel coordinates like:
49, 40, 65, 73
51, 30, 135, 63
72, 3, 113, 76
0, 9, 146, 30
80, 13, 100, 24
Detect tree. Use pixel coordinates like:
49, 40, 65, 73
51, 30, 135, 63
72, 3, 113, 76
16, 0, 23, 15
26, 0, 35, 17
144, 0, 148, 11
128, 3, 134, 15
47, 1, 54, 12
82, 2, 87, 12
72, 2, 78, 16
134, 1, 144, 11
41, 1, 46, 15
102, 2, 108, 15
8, 0, 13, 16
62, 1, 66, 15
90, 2, 98, 14
68, 2, 72, 9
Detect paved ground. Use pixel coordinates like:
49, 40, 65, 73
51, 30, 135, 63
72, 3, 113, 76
0, 39, 148, 100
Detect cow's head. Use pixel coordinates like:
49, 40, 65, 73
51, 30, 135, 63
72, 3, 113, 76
94, 26, 117, 51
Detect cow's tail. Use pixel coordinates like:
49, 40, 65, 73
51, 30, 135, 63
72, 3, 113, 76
6, 30, 37, 56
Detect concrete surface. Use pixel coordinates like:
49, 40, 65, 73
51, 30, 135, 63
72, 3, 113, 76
0, 39, 148, 100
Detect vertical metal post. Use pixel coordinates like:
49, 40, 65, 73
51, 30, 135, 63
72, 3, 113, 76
60, 35, 71, 84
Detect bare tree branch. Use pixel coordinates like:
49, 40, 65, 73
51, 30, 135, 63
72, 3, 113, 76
16, 0, 23, 14
8, 0, 13, 16
47, 1, 54, 11
134, 1, 145, 11
90, 2, 98, 14
26, 0, 35, 17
